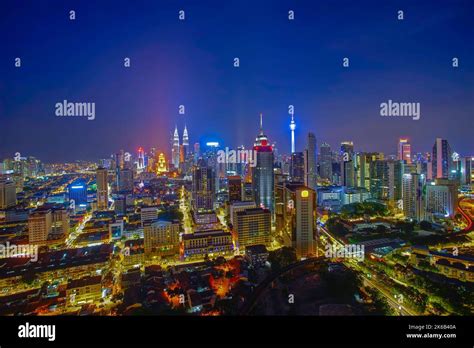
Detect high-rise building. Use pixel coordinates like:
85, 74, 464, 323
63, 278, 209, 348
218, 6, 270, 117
432, 138, 453, 179
51, 208, 69, 237
425, 179, 458, 219
114, 196, 126, 216
319, 142, 332, 181
183, 125, 189, 157
117, 168, 133, 193
227, 175, 242, 202
229, 201, 257, 225
144, 220, 180, 256
96, 167, 108, 211
28, 209, 52, 244
275, 183, 316, 259
193, 142, 200, 164
458, 157, 472, 185
290, 152, 305, 183
68, 179, 87, 207
192, 159, 215, 211
402, 173, 425, 221
340, 141, 355, 187
0, 179, 17, 209
234, 207, 271, 250
252, 114, 274, 212
398, 138, 412, 164
305, 132, 317, 190
172, 125, 180, 169
141, 206, 159, 226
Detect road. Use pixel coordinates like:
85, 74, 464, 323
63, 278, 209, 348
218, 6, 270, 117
318, 222, 417, 315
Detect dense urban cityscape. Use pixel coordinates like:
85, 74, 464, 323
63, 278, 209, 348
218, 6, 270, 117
0, 115, 473, 317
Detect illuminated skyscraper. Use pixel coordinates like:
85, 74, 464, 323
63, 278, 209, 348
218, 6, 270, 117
425, 179, 458, 219
0, 179, 17, 209
340, 141, 355, 187
183, 125, 189, 156
68, 179, 87, 207
227, 175, 242, 202
192, 159, 215, 211
193, 142, 200, 163
252, 114, 274, 212
319, 142, 332, 181
432, 138, 453, 179
275, 183, 316, 259
305, 132, 317, 189
96, 167, 108, 210
402, 172, 425, 221
398, 138, 412, 164
117, 168, 134, 193
290, 114, 296, 154
157, 153, 167, 173
28, 209, 52, 244
290, 152, 304, 183
172, 125, 180, 169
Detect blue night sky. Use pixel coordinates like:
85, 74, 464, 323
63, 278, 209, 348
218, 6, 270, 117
1, 0, 473, 162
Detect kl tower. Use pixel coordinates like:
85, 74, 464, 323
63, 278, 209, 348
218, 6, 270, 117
290, 114, 296, 153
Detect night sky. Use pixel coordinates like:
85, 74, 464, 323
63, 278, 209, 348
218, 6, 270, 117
1, 0, 473, 163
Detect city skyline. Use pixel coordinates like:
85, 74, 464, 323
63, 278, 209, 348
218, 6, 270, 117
2, 0, 474, 162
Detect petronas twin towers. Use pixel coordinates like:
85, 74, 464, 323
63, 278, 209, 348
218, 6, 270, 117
172, 124, 189, 169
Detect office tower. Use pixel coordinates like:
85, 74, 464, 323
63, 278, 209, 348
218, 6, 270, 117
96, 167, 108, 210
340, 141, 354, 156
387, 160, 404, 202
51, 208, 69, 237
137, 147, 145, 172
339, 141, 355, 187
458, 157, 472, 185
141, 207, 159, 226
182, 229, 234, 260
425, 179, 458, 219
402, 173, 425, 221
290, 152, 305, 183
194, 142, 200, 163
0, 179, 17, 209
117, 168, 133, 193
68, 180, 87, 207
144, 220, 180, 256
227, 175, 242, 202
242, 182, 254, 202
305, 132, 317, 189
236, 145, 246, 177
319, 142, 332, 181
172, 125, 180, 169
229, 201, 257, 225
290, 114, 296, 153
432, 138, 453, 179
28, 209, 52, 244
275, 183, 316, 259
234, 207, 271, 250
398, 138, 412, 164
252, 114, 274, 212
114, 196, 126, 216
192, 159, 215, 211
